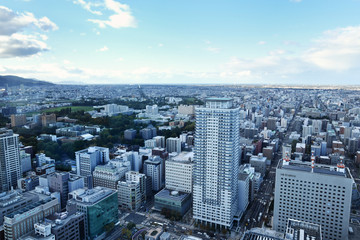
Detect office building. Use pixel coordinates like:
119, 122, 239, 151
0, 190, 40, 226
166, 137, 181, 153
17, 175, 39, 191
47, 172, 70, 209
273, 156, 353, 240
10, 114, 26, 127
45, 211, 87, 240
0, 129, 21, 192
125, 171, 147, 202
75, 146, 109, 188
68, 174, 85, 193
144, 158, 164, 192
193, 98, 240, 229
3, 197, 60, 240
67, 187, 118, 239
250, 153, 267, 176
93, 164, 125, 189
154, 189, 192, 216
165, 152, 193, 193
118, 180, 142, 211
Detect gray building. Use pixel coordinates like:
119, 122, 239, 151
0, 190, 39, 226
273, 159, 353, 240
47, 211, 87, 240
93, 164, 125, 190
250, 153, 267, 176
3, 196, 60, 240
124, 129, 137, 140
166, 137, 181, 154
144, 158, 163, 192
0, 129, 21, 192
47, 172, 70, 209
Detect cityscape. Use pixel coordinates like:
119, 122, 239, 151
1, 1, 360, 240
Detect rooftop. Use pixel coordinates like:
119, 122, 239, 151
155, 188, 191, 202
285, 219, 322, 240
277, 159, 353, 179
68, 186, 116, 205
171, 151, 194, 163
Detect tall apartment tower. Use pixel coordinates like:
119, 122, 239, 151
0, 129, 21, 192
273, 155, 353, 240
193, 98, 240, 229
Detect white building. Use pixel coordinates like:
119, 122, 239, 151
273, 157, 353, 240
165, 152, 193, 193
193, 98, 240, 229
166, 137, 181, 153
75, 146, 109, 188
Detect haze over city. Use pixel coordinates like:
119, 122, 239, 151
1, 0, 360, 85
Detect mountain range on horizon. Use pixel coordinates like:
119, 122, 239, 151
0, 75, 55, 88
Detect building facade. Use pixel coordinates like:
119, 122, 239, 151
0, 129, 21, 192
193, 98, 240, 229
273, 158, 353, 240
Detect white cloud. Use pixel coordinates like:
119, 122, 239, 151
158, 43, 163, 47
87, 0, 136, 28
97, 46, 109, 51
258, 41, 266, 45
0, 6, 57, 58
73, 0, 103, 15
303, 26, 360, 71
0, 6, 58, 35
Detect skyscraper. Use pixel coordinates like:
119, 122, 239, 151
273, 155, 353, 240
0, 129, 21, 192
193, 98, 240, 229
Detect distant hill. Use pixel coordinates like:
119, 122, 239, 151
0, 75, 55, 87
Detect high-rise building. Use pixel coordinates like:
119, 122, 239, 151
144, 157, 164, 192
166, 137, 182, 153
273, 156, 353, 240
165, 152, 193, 193
47, 172, 70, 209
193, 98, 240, 229
117, 180, 141, 211
125, 171, 147, 202
67, 187, 118, 239
0, 129, 21, 192
75, 146, 109, 188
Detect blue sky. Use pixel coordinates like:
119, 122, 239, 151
0, 0, 360, 85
